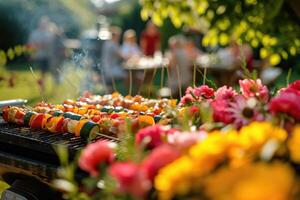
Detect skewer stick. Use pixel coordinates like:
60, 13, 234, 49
128, 70, 133, 96
29, 66, 45, 102
193, 63, 196, 87
175, 65, 182, 98
96, 132, 120, 142
166, 66, 173, 99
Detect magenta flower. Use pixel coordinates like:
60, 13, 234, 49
269, 90, 300, 120
288, 80, 300, 91
239, 79, 269, 102
78, 140, 114, 176
280, 80, 300, 96
215, 86, 238, 100
108, 162, 150, 197
211, 99, 234, 124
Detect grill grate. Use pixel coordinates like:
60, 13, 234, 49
0, 118, 118, 156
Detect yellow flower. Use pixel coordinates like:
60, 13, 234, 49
238, 122, 287, 152
155, 156, 194, 200
288, 125, 300, 163
154, 122, 288, 200
204, 162, 298, 200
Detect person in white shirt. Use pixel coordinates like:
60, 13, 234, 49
121, 29, 141, 60
101, 26, 126, 91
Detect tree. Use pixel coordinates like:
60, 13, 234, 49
140, 0, 300, 65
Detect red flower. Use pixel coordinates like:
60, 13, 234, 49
135, 125, 170, 149
215, 86, 237, 100
239, 79, 269, 102
79, 140, 114, 176
108, 162, 150, 197
281, 80, 300, 96
288, 80, 300, 91
189, 105, 200, 115
141, 145, 180, 181
269, 91, 300, 120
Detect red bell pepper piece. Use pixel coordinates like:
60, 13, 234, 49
30, 114, 45, 129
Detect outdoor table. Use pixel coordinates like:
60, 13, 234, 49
123, 56, 169, 96
196, 54, 237, 86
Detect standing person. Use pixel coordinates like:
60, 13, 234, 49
121, 29, 141, 59
140, 21, 160, 56
49, 22, 65, 84
28, 16, 52, 89
101, 26, 126, 92
166, 35, 192, 98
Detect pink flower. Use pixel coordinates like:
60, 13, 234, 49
227, 95, 264, 128
180, 94, 193, 105
185, 86, 194, 95
141, 145, 180, 181
215, 86, 238, 100
108, 162, 150, 197
193, 85, 215, 99
167, 131, 206, 151
211, 99, 234, 124
269, 91, 300, 120
135, 125, 171, 149
239, 79, 269, 102
79, 140, 114, 176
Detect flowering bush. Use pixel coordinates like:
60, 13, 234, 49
56, 79, 300, 200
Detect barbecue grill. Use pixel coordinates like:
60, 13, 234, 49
0, 117, 118, 200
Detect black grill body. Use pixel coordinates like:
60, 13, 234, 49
0, 118, 117, 199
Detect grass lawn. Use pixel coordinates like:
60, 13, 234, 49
0, 63, 94, 105
0, 63, 169, 105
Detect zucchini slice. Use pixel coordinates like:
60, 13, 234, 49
80, 121, 100, 140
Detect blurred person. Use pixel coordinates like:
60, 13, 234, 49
48, 22, 65, 84
166, 35, 192, 98
101, 26, 126, 91
121, 29, 141, 59
140, 21, 160, 56
185, 37, 202, 64
28, 16, 52, 89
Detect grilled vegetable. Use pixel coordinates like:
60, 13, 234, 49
80, 121, 100, 140
29, 113, 45, 129
24, 111, 37, 126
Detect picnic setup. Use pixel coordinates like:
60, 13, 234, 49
0, 0, 300, 200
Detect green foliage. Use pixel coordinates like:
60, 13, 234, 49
140, 0, 300, 60
0, 45, 31, 67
